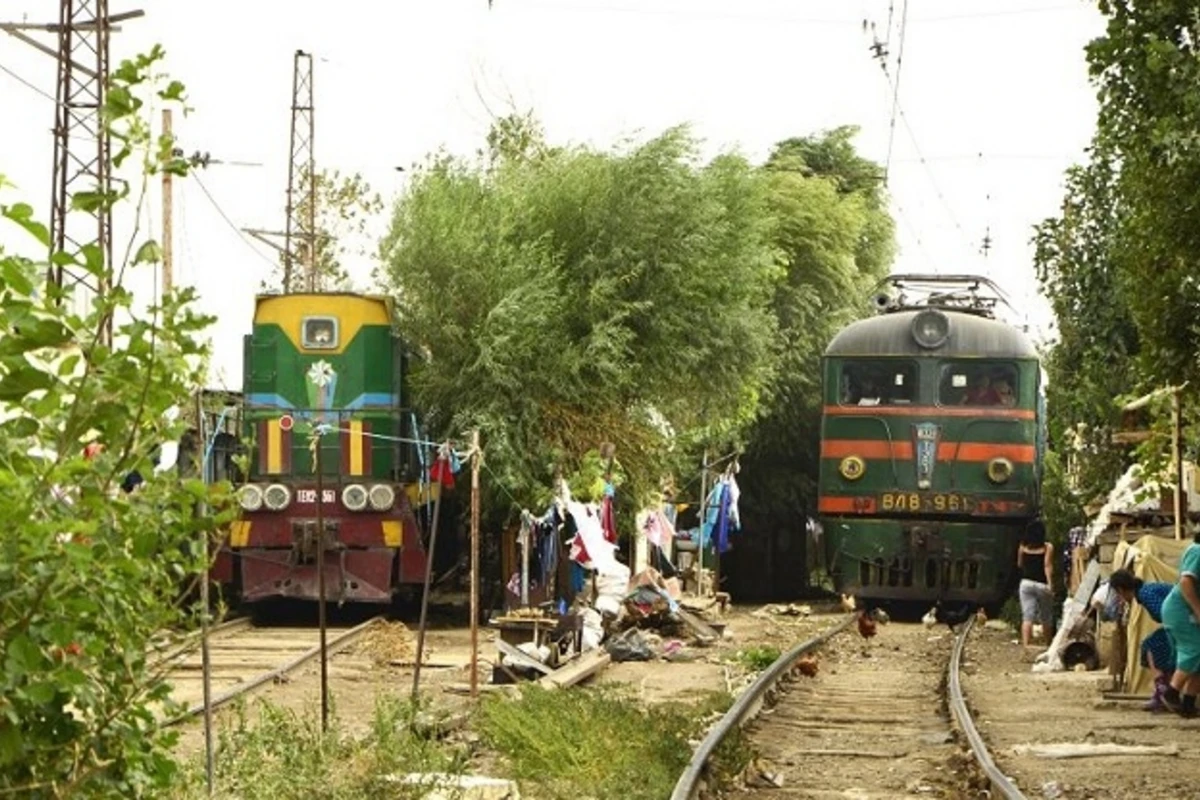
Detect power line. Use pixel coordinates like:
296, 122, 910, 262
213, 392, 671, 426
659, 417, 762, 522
884, 0, 909, 180
190, 174, 279, 272
0, 60, 54, 102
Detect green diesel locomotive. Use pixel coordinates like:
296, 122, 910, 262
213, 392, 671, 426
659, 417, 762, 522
818, 275, 1045, 611
209, 292, 435, 606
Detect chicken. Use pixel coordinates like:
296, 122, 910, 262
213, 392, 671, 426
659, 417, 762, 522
856, 609, 877, 639
932, 601, 976, 632
922, 606, 938, 628
871, 607, 890, 624
975, 607, 989, 624
840, 593, 857, 613
796, 654, 819, 677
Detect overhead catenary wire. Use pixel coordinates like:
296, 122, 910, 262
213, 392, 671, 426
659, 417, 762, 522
0, 59, 54, 102
883, 0, 909, 180
189, 174, 279, 272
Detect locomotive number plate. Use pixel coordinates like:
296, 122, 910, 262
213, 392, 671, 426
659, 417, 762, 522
879, 492, 974, 513
296, 489, 337, 504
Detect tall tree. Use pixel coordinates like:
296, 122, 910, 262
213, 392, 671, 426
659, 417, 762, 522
731, 127, 896, 598
380, 116, 781, 522
1034, 0, 1200, 516
1032, 147, 1138, 508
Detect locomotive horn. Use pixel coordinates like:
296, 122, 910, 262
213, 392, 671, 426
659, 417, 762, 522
872, 292, 894, 311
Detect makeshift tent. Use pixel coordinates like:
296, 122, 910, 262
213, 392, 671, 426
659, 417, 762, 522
1112, 536, 1189, 695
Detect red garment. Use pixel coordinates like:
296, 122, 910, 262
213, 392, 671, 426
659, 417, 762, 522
430, 456, 455, 488
600, 495, 617, 544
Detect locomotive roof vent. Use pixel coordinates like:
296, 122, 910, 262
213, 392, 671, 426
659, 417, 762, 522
911, 309, 950, 349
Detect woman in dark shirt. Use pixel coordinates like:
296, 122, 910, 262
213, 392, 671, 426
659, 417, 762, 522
1016, 520, 1055, 647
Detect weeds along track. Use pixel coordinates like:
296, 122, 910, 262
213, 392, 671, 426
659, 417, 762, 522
675, 614, 1022, 800
155, 615, 383, 726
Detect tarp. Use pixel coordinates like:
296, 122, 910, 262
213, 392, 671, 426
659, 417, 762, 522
1112, 535, 1189, 695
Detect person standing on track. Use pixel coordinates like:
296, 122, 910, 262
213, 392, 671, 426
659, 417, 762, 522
1016, 520, 1055, 648
1160, 535, 1200, 717
1107, 569, 1175, 712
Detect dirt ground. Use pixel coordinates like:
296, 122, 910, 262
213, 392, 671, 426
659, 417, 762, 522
171, 600, 834, 759
961, 623, 1200, 800
732, 619, 970, 799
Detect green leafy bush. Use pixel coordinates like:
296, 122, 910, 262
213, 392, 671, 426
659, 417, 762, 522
0, 47, 233, 797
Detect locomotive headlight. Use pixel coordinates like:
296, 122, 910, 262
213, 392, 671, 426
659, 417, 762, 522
341, 483, 369, 511
839, 455, 866, 481
368, 483, 396, 511
911, 309, 950, 349
987, 457, 1014, 484
263, 483, 292, 511
237, 484, 264, 512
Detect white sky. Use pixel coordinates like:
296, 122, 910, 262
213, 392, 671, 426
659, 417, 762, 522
0, 0, 1105, 389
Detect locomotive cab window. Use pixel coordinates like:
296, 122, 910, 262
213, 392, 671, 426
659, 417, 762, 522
839, 360, 918, 406
939, 362, 1018, 407
301, 316, 339, 350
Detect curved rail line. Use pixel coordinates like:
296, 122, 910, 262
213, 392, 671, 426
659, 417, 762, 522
670, 612, 1029, 800
670, 613, 855, 800
949, 615, 1026, 800
159, 615, 383, 727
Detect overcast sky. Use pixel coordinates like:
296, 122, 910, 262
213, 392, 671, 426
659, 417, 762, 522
0, 0, 1105, 388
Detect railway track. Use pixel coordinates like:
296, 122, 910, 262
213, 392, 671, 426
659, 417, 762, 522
673, 614, 1022, 800
154, 615, 383, 726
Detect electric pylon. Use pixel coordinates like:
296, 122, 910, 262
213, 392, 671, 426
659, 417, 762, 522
283, 49, 315, 293
49, 0, 114, 342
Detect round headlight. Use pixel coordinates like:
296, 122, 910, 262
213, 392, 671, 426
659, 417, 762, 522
839, 456, 866, 481
911, 309, 950, 349
341, 483, 368, 511
263, 483, 292, 511
987, 457, 1014, 484
237, 484, 264, 512
368, 483, 396, 511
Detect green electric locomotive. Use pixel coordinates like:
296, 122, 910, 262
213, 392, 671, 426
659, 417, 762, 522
817, 274, 1045, 611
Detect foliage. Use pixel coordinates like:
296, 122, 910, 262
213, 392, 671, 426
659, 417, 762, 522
1086, 0, 1200, 392
271, 168, 384, 293
736, 645, 781, 671
476, 684, 736, 800
380, 116, 782, 524
734, 127, 895, 595
176, 696, 467, 799
0, 48, 232, 797
1032, 148, 1137, 506
1034, 0, 1200, 513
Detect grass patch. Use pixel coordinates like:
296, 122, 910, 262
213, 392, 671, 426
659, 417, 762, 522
476, 685, 746, 800
737, 645, 781, 671
173, 694, 467, 799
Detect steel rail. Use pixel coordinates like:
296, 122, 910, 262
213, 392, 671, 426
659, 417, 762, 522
162, 615, 384, 727
150, 615, 251, 670
948, 615, 1027, 800
669, 613, 856, 800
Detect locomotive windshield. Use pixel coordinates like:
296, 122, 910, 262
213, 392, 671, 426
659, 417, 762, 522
839, 360, 918, 406
939, 361, 1018, 407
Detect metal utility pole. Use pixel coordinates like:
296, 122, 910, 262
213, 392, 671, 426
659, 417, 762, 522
1, 4, 144, 344
283, 49, 315, 294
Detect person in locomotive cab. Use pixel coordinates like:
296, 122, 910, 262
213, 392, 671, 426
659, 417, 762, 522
993, 378, 1016, 407
856, 375, 882, 406
1016, 520, 1055, 648
962, 373, 1000, 405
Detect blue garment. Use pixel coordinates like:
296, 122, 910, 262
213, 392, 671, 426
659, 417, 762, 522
1137, 582, 1172, 624
700, 479, 740, 553
1162, 543, 1200, 673
1141, 629, 1176, 673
